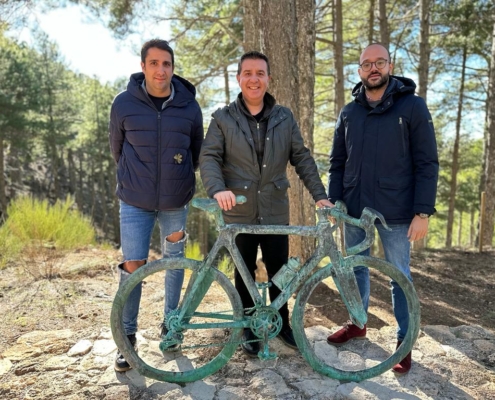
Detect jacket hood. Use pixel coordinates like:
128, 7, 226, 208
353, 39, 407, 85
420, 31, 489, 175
351, 75, 416, 101
127, 72, 197, 106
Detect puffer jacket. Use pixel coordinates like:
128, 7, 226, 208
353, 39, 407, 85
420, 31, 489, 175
200, 92, 327, 225
109, 73, 203, 211
328, 76, 439, 224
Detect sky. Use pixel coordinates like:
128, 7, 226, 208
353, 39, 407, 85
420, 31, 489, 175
14, 3, 171, 84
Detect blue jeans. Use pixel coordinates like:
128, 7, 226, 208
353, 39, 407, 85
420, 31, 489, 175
344, 223, 412, 341
118, 200, 188, 335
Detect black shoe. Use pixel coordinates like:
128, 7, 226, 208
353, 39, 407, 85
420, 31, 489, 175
160, 323, 180, 351
278, 326, 298, 349
114, 334, 136, 372
241, 328, 260, 357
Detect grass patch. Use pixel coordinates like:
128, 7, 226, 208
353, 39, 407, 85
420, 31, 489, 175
0, 195, 96, 278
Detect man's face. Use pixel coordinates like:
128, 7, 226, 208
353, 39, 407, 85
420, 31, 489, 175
141, 47, 174, 97
358, 45, 393, 90
236, 58, 270, 104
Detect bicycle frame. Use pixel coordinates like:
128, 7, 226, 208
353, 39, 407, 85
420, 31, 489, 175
177, 197, 386, 333
110, 196, 420, 383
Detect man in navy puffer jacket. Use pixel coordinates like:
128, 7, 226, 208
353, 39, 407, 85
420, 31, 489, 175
327, 43, 439, 375
109, 39, 203, 372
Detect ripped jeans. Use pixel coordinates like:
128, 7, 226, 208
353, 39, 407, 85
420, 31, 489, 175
118, 200, 188, 335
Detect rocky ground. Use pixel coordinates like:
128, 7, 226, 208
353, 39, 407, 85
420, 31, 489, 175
0, 247, 494, 399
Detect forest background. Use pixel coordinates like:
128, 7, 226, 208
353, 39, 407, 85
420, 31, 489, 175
1, 0, 495, 261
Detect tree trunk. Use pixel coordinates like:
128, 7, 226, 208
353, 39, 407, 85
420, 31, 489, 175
417, 0, 430, 101
457, 210, 462, 247
413, 0, 431, 252
223, 66, 230, 105
243, 0, 317, 261
470, 209, 475, 248
0, 136, 7, 219
446, 45, 467, 248
333, 0, 345, 116
368, 0, 375, 44
479, 17, 495, 248
378, 0, 389, 50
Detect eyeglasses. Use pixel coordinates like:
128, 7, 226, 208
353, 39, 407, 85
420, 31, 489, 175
359, 59, 388, 72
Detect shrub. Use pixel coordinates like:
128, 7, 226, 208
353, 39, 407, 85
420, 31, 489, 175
217, 254, 234, 279
0, 225, 22, 269
0, 195, 96, 277
5, 195, 95, 250
185, 240, 203, 261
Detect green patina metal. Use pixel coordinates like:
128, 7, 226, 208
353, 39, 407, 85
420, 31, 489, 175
111, 196, 420, 383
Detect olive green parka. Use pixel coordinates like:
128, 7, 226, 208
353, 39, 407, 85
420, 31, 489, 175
199, 93, 327, 225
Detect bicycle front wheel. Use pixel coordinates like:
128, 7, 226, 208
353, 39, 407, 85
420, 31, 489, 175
111, 257, 244, 383
292, 255, 420, 382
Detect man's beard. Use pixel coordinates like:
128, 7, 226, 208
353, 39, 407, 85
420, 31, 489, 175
362, 72, 389, 91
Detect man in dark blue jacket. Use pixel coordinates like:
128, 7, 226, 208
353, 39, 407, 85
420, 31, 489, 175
327, 43, 438, 375
109, 39, 203, 372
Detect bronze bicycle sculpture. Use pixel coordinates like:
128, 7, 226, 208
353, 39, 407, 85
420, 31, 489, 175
111, 196, 420, 383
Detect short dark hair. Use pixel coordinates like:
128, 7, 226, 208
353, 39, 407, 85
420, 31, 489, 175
237, 51, 270, 76
141, 39, 174, 66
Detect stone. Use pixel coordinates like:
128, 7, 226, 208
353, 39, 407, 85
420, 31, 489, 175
423, 325, 456, 343
314, 340, 338, 365
148, 381, 182, 395
248, 369, 291, 398
125, 368, 147, 388
183, 380, 216, 400
0, 358, 12, 376
16, 329, 73, 345
473, 339, 495, 353
98, 327, 113, 340
42, 355, 77, 371
338, 350, 366, 370
3, 343, 43, 361
451, 325, 495, 340
92, 339, 117, 356
216, 386, 246, 400
292, 378, 339, 397
68, 340, 93, 356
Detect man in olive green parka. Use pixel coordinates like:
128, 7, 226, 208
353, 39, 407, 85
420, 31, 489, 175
200, 51, 331, 356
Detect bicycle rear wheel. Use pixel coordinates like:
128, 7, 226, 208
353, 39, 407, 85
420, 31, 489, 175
111, 257, 244, 383
292, 255, 420, 382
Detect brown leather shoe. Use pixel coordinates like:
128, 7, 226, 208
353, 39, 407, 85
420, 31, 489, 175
392, 341, 412, 375
327, 321, 366, 346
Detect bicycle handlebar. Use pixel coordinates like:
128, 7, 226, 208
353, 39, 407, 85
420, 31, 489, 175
191, 195, 247, 214
317, 201, 390, 255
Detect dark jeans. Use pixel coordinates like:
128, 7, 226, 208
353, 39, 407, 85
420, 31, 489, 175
234, 233, 290, 327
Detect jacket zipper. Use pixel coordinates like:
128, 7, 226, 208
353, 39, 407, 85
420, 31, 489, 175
156, 112, 162, 209
399, 117, 406, 157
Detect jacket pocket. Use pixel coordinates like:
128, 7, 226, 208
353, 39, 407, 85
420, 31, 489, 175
399, 117, 408, 158
117, 153, 128, 187
223, 179, 254, 220
225, 179, 252, 192
377, 175, 414, 218
270, 178, 290, 216
343, 174, 358, 188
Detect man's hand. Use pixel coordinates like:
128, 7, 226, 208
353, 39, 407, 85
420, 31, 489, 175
213, 191, 237, 211
316, 199, 335, 223
316, 199, 333, 208
407, 215, 429, 242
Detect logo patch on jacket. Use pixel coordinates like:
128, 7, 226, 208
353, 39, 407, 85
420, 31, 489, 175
174, 153, 183, 164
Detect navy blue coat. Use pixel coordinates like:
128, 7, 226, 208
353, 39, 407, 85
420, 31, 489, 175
328, 76, 439, 224
109, 73, 203, 211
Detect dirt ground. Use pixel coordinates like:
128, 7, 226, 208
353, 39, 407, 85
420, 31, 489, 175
0, 245, 494, 358
307, 247, 495, 333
